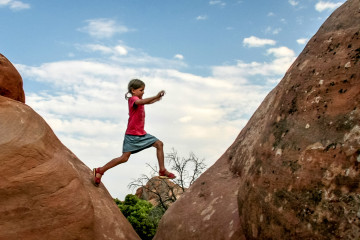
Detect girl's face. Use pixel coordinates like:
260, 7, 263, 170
131, 86, 145, 98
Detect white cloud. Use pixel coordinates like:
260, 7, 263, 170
273, 28, 281, 35
196, 15, 208, 21
179, 116, 193, 123
265, 27, 282, 35
267, 12, 275, 17
174, 54, 184, 60
209, 0, 226, 6
75, 43, 187, 69
17, 61, 129, 95
266, 46, 295, 58
78, 18, 131, 39
113, 53, 188, 69
243, 36, 276, 47
315, 1, 344, 12
297, 38, 308, 44
212, 46, 296, 81
0, 0, 30, 10
114, 45, 128, 56
288, 0, 299, 6
82, 44, 114, 54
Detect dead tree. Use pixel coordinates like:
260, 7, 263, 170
128, 149, 206, 210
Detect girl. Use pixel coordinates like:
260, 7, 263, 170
93, 79, 176, 187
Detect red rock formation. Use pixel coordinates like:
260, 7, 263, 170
0, 54, 25, 103
154, 154, 244, 240
0, 96, 140, 240
154, 1, 360, 239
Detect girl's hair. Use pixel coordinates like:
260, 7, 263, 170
125, 79, 145, 100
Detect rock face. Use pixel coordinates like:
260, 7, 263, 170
0, 96, 140, 240
0, 54, 25, 103
154, 1, 360, 239
154, 154, 244, 239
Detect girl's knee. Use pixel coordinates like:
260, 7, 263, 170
122, 152, 131, 163
154, 140, 163, 149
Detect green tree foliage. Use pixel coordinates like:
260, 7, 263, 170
118, 150, 206, 239
115, 194, 165, 240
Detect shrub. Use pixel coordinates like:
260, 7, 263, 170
115, 194, 164, 240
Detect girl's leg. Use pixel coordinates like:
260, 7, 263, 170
95, 152, 131, 180
152, 140, 165, 171
153, 140, 176, 179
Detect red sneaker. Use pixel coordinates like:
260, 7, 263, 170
93, 168, 104, 187
159, 169, 176, 179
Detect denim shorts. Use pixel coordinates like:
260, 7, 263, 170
122, 134, 158, 154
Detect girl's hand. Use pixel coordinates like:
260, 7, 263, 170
158, 90, 165, 98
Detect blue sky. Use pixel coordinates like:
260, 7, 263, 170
1, 0, 345, 199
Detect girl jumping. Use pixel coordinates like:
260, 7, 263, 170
93, 79, 176, 187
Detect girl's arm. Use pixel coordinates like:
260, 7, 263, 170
135, 91, 165, 105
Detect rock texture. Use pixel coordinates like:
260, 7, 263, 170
0, 54, 25, 103
154, 1, 360, 239
0, 96, 140, 240
135, 177, 184, 207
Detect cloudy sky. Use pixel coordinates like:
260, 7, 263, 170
1, 0, 345, 199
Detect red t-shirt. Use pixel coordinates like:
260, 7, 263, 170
125, 96, 147, 135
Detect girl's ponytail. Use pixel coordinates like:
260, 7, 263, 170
125, 91, 131, 100
125, 79, 145, 100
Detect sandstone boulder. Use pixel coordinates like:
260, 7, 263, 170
135, 177, 184, 207
0, 54, 25, 103
0, 96, 140, 240
154, 0, 360, 239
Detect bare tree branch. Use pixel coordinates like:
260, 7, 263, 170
128, 148, 206, 210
